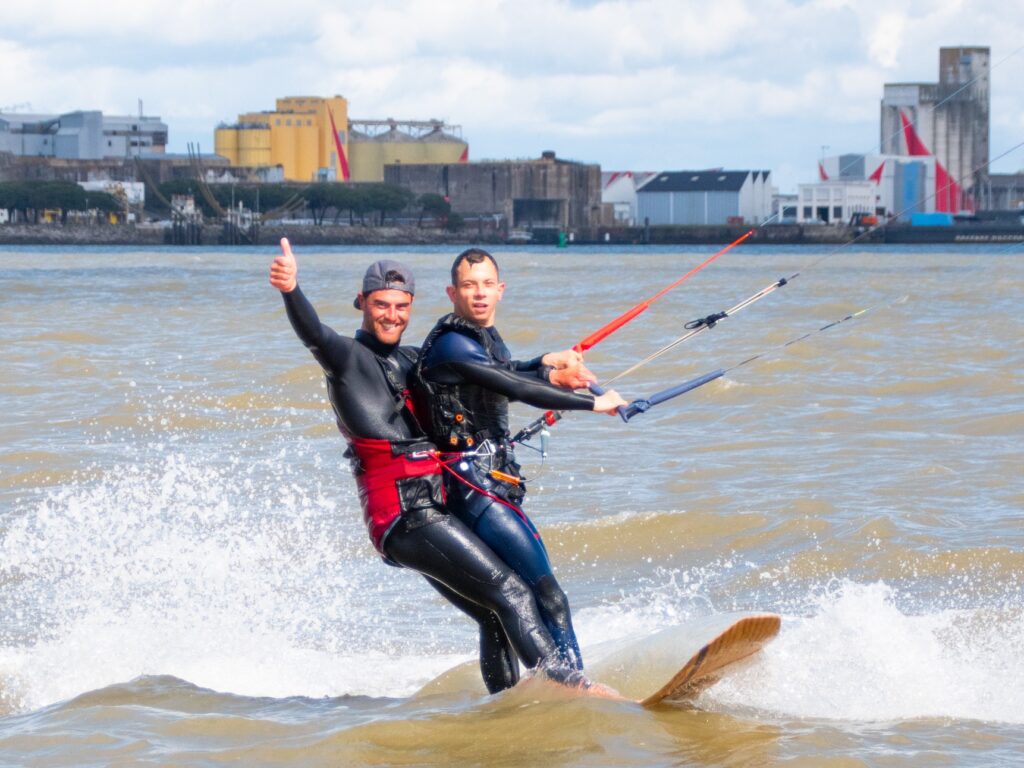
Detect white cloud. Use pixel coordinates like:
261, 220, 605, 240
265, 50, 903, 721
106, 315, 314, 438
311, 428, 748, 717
3, 0, 322, 45
2, 0, 1022, 188
868, 13, 907, 68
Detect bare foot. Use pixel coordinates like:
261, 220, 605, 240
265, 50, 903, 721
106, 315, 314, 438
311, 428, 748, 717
585, 681, 624, 700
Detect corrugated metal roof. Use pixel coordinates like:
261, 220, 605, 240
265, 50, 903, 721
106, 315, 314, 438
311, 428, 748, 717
638, 170, 751, 193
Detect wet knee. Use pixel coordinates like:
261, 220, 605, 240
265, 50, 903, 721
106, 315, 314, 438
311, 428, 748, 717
534, 575, 571, 626
497, 572, 534, 614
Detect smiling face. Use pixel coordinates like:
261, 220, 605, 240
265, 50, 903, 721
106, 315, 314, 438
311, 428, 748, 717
447, 256, 505, 327
359, 288, 413, 345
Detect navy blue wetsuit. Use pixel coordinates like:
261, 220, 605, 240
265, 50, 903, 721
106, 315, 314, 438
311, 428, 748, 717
281, 286, 584, 692
413, 313, 596, 673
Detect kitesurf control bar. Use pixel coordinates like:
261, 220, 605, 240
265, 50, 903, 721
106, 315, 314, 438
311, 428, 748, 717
587, 298, 900, 425
522, 228, 758, 442
603, 276, 789, 386
589, 369, 725, 422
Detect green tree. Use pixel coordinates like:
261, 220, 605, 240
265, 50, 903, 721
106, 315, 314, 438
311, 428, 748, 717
347, 185, 374, 225
418, 193, 450, 227
302, 183, 336, 225
364, 184, 413, 226
0, 181, 91, 223
248, 184, 298, 213
330, 184, 358, 224
85, 191, 123, 220
207, 184, 296, 214
43, 182, 88, 223
5, 182, 34, 222
0, 182, 19, 222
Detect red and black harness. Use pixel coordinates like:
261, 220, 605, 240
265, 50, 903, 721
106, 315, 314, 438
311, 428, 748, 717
343, 347, 443, 553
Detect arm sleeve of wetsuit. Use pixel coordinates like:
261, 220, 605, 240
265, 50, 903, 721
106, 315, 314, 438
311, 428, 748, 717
424, 331, 593, 409
512, 355, 554, 382
280, 285, 351, 368
442, 360, 595, 410
513, 355, 544, 372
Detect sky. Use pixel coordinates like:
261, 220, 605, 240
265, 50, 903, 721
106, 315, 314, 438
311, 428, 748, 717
3, 0, 1023, 192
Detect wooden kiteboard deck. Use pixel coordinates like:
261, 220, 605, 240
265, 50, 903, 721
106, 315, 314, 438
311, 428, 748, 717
413, 612, 782, 707
638, 613, 781, 707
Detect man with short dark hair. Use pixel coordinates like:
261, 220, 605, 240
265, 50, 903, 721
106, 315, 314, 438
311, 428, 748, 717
270, 238, 602, 692
413, 247, 627, 680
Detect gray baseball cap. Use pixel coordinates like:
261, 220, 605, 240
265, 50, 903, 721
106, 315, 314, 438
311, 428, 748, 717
353, 259, 415, 309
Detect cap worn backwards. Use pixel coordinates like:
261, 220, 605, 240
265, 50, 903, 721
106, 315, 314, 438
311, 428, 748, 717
354, 259, 416, 309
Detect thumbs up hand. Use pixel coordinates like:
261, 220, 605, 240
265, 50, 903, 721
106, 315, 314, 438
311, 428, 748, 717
270, 237, 297, 293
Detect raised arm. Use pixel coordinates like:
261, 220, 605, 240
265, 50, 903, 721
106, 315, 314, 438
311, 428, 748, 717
270, 237, 350, 366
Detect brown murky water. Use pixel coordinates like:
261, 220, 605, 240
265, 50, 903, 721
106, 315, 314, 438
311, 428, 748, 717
1, 243, 1022, 766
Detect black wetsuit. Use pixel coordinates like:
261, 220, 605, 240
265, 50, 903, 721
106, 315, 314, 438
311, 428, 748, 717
413, 313, 596, 673
281, 286, 582, 691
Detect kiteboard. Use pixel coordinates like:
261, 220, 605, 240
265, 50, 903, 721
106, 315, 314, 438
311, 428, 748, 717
414, 612, 781, 707
635, 612, 780, 707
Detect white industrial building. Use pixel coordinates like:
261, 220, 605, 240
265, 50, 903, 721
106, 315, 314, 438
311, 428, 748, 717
601, 171, 657, 225
0, 110, 168, 160
636, 170, 773, 226
810, 153, 938, 222
796, 181, 876, 225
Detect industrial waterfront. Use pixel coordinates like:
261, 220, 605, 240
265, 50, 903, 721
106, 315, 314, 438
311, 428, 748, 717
2, 46, 1022, 248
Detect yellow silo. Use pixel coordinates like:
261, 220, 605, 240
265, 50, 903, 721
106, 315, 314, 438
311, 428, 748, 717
215, 96, 464, 182
237, 126, 271, 167
348, 121, 468, 182
214, 127, 240, 165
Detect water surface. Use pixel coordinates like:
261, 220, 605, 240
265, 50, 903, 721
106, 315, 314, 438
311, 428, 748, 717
1, 243, 1022, 766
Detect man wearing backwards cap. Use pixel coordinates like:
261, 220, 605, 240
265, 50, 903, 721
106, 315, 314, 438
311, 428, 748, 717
269, 238, 615, 693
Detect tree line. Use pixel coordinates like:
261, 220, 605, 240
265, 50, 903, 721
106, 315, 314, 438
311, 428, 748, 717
0, 181, 122, 224
152, 180, 463, 230
0, 179, 464, 230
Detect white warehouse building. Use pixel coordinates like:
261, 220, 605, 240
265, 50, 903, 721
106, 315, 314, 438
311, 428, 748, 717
601, 171, 657, 225
636, 170, 773, 226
